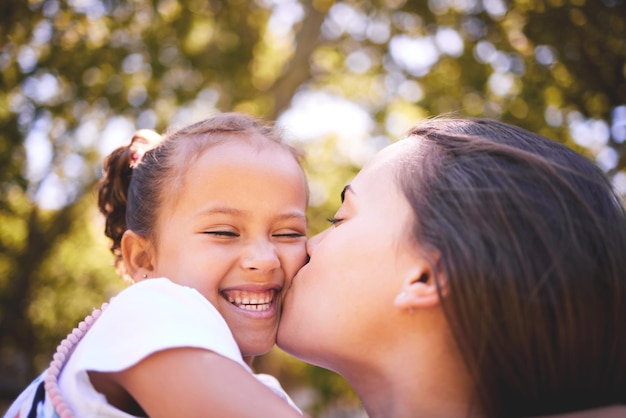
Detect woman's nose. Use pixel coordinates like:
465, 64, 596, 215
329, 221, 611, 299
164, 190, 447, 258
241, 240, 280, 272
306, 228, 329, 255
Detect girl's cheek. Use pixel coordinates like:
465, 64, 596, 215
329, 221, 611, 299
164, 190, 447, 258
292, 249, 309, 275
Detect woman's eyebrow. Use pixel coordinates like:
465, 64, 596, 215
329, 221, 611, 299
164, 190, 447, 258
340, 185, 354, 203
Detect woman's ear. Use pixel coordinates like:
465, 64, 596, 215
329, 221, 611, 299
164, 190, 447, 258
121, 230, 154, 281
394, 261, 445, 311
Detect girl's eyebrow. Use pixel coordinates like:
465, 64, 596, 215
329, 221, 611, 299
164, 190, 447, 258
198, 207, 245, 217
197, 207, 306, 221
340, 185, 354, 203
274, 212, 307, 222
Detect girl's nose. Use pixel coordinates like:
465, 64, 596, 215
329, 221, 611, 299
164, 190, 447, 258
241, 240, 280, 272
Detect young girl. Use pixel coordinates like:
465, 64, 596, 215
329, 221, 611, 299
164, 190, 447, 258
6, 113, 308, 417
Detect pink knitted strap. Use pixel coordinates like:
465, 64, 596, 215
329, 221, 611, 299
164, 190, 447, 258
43, 302, 109, 418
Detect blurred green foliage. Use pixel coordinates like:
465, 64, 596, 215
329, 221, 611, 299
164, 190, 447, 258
1, 0, 624, 415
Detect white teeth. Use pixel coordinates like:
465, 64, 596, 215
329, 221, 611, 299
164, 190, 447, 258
222, 290, 275, 311
232, 302, 272, 312
238, 303, 271, 312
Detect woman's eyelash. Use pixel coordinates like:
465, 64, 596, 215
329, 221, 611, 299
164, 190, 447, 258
327, 217, 343, 225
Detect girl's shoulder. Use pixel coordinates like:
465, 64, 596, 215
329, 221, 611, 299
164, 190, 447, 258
71, 277, 243, 372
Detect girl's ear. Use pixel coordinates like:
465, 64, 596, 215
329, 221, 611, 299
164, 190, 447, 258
393, 260, 446, 311
121, 230, 154, 281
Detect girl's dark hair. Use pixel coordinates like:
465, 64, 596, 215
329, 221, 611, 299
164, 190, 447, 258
97, 145, 134, 276
398, 118, 626, 417
97, 112, 303, 276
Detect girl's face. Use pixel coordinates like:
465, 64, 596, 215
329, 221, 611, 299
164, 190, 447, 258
149, 137, 308, 360
277, 139, 421, 371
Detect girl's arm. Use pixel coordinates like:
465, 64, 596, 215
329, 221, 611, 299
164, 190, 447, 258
106, 347, 303, 417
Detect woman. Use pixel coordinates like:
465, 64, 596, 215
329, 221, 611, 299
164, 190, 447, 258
277, 118, 626, 418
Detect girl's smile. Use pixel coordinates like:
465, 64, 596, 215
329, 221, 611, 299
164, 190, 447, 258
222, 286, 279, 315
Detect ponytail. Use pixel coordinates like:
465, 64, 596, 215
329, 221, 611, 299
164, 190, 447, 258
97, 145, 134, 274
97, 129, 162, 276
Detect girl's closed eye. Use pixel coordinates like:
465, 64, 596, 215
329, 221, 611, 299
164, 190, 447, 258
204, 229, 239, 238
327, 217, 344, 226
273, 230, 306, 239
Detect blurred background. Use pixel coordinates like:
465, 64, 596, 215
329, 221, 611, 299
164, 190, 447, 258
0, 0, 625, 416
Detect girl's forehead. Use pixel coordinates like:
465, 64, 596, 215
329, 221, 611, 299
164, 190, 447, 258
171, 134, 294, 173
179, 137, 305, 188
159, 142, 307, 221
158, 135, 304, 213
192, 134, 289, 158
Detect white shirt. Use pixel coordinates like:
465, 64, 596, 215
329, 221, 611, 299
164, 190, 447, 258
56, 278, 299, 417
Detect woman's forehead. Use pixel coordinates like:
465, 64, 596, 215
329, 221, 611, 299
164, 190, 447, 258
347, 139, 416, 196
363, 137, 419, 172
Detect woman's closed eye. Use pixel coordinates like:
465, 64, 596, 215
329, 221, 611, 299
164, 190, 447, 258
327, 217, 344, 226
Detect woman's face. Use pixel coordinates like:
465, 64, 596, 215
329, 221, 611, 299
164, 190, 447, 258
277, 138, 422, 371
